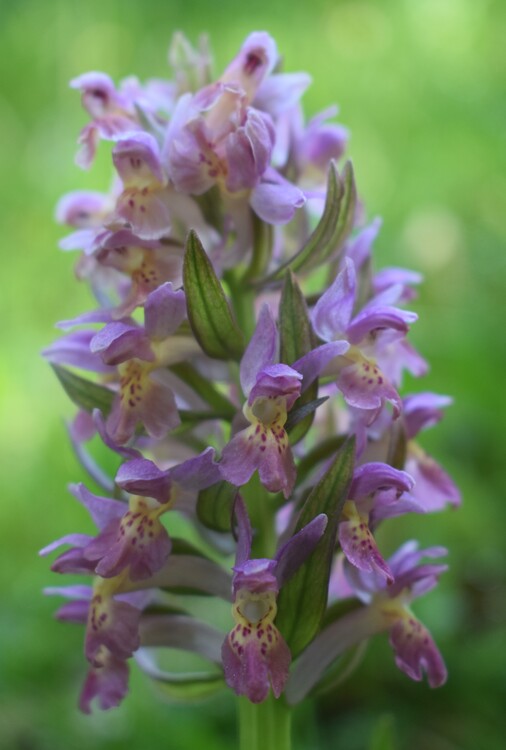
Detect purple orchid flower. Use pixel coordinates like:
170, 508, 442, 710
45, 582, 150, 712
312, 256, 419, 423
70, 72, 141, 169
41, 446, 219, 582
338, 462, 415, 584
222, 497, 327, 703
403, 393, 461, 511
91, 229, 183, 318
286, 542, 448, 703
90, 282, 198, 444
220, 304, 348, 497
110, 131, 175, 240
163, 32, 306, 232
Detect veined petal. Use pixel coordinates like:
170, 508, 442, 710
113, 131, 164, 187
312, 257, 356, 341
91, 321, 154, 366
85, 590, 141, 664
143, 283, 186, 341
114, 185, 173, 240
389, 615, 447, 688
248, 364, 302, 409
89, 501, 172, 581
403, 392, 453, 439
339, 504, 393, 584
338, 355, 402, 420
240, 304, 278, 395
220, 31, 278, 103
292, 340, 350, 392
405, 449, 461, 511
250, 178, 305, 225
106, 363, 180, 444
116, 458, 172, 503
254, 72, 312, 117
68, 483, 126, 530
220, 422, 296, 498
347, 305, 418, 345
79, 653, 129, 714
350, 462, 414, 501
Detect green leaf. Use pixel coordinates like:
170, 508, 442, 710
197, 481, 236, 533
285, 396, 328, 436
242, 211, 273, 281
276, 436, 356, 656
183, 230, 244, 360
295, 435, 347, 486
260, 161, 357, 282
155, 671, 225, 701
312, 641, 368, 697
51, 364, 115, 415
279, 271, 318, 443
387, 420, 407, 471
169, 362, 237, 420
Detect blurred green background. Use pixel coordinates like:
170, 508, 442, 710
0, 0, 505, 747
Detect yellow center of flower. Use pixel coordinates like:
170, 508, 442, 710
242, 396, 289, 457
117, 494, 171, 551
229, 589, 280, 659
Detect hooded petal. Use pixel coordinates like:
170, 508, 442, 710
250, 178, 305, 225
240, 304, 278, 395
90, 321, 154, 365
312, 257, 356, 341
143, 283, 186, 341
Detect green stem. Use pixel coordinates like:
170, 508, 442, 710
238, 694, 292, 750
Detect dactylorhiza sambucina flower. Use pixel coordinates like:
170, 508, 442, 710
42, 28, 460, 736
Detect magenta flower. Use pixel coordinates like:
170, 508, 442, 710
220, 305, 348, 496
312, 256, 419, 423
222, 497, 327, 702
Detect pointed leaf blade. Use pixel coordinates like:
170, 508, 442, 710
279, 271, 318, 443
51, 364, 115, 415
197, 481, 236, 533
276, 436, 356, 655
183, 230, 244, 360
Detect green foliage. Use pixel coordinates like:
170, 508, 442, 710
51, 364, 115, 414
279, 271, 319, 442
276, 437, 356, 656
197, 481, 236, 533
183, 230, 244, 360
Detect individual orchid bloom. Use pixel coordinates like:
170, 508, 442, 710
286, 542, 448, 704
89, 282, 198, 444
164, 32, 306, 231
110, 131, 176, 240
71, 72, 142, 169
402, 393, 461, 512
312, 256, 418, 422
345, 541, 449, 687
222, 497, 327, 703
86, 449, 220, 581
45, 578, 149, 711
220, 305, 348, 497
43, 444, 219, 583
92, 229, 183, 317
338, 462, 415, 583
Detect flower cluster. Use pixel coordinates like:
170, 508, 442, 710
43, 31, 459, 714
